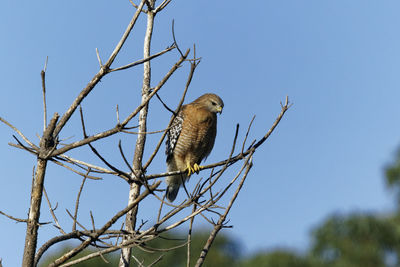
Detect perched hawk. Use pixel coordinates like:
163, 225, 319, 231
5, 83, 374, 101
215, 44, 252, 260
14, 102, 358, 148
165, 93, 224, 202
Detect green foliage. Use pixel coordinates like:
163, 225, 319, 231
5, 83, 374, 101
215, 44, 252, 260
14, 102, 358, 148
241, 250, 318, 267
385, 148, 400, 206
310, 214, 400, 267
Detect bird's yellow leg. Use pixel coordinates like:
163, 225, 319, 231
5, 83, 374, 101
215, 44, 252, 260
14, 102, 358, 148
193, 163, 202, 174
186, 162, 203, 176
186, 163, 203, 176
186, 162, 195, 176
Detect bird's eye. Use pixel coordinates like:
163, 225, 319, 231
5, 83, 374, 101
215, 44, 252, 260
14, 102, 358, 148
211, 101, 217, 106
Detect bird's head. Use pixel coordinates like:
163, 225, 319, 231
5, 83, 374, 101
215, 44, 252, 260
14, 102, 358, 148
195, 93, 224, 114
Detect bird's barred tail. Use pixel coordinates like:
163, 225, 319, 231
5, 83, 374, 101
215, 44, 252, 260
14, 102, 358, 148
166, 184, 180, 202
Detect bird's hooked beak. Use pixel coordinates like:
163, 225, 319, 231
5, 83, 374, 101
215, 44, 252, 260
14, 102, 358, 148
216, 106, 223, 114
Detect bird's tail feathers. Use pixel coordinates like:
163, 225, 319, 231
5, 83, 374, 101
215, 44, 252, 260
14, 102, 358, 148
165, 165, 187, 202
166, 183, 180, 202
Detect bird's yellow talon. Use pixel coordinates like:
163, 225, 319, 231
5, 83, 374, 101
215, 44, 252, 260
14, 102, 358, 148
186, 163, 203, 176
186, 163, 194, 176
186, 163, 202, 176
193, 163, 202, 174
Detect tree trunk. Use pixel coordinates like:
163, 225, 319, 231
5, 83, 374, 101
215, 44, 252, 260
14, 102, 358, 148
118, 2, 155, 266
22, 158, 48, 267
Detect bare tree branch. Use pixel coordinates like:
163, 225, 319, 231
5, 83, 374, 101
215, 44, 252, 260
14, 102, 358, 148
194, 156, 253, 267
41, 56, 48, 133
119, 1, 156, 264
154, 0, 172, 13
49, 49, 190, 157
73, 175, 88, 232
34, 230, 129, 266
43, 186, 65, 235
109, 45, 175, 72
52, 0, 146, 138
49, 158, 102, 180
22, 112, 59, 267
241, 115, 255, 154
56, 154, 116, 175
129, 0, 148, 13
0, 210, 28, 223
187, 204, 197, 267
96, 48, 103, 67
0, 117, 38, 150
145, 98, 291, 180
48, 181, 160, 266
143, 54, 197, 170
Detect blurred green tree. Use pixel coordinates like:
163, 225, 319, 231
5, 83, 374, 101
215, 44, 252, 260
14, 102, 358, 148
385, 148, 400, 208
310, 214, 400, 267
306, 148, 400, 267
241, 250, 318, 267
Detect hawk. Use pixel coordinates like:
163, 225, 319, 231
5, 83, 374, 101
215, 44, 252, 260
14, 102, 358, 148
165, 93, 224, 202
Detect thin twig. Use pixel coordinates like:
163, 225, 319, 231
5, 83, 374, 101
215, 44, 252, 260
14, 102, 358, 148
143, 52, 196, 170
252, 96, 291, 150
12, 135, 37, 154
0, 210, 28, 223
122, 126, 171, 135
172, 19, 183, 57
73, 174, 88, 231
48, 181, 160, 266
187, 203, 197, 267
80, 105, 131, 181
43, 186, 65, 234
109, 45, 175, 72
145, 98, 291, 180
155, 92, 176, 114
157, 194, 166, 222
52, 0, 146, 138
56, 154, 116, 175
59, 233, 188, 266
35, 230, 129, 266
0, 117, 38, 150
118, 140, 134, 174
154, 0, 172, 13
65, 209, 88, 232
116, 105, 120, 124
79, 106, 88, 138
90, 211, 96, 232
129, 0, 148, 13
50, 158, 102, 180
131, 254, 145, 267
241, 115, 255, 154
41, 56, 48, 133
96, 48, 103, 67
194, 157, 253, 267
148, 255, 164, 267
88, 143, 131, 181
50, 49, 190, 157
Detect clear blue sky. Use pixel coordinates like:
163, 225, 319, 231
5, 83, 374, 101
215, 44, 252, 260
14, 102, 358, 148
1, 1, 400, 265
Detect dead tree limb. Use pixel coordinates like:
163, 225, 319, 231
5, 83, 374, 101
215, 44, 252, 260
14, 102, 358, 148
119, 0, 155, 265
22, 113, 59, 267
47, 181, 160, 266
194, 156, 253, 267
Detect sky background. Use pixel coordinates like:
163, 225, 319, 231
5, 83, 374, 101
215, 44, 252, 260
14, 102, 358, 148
1, 1, 400, 266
